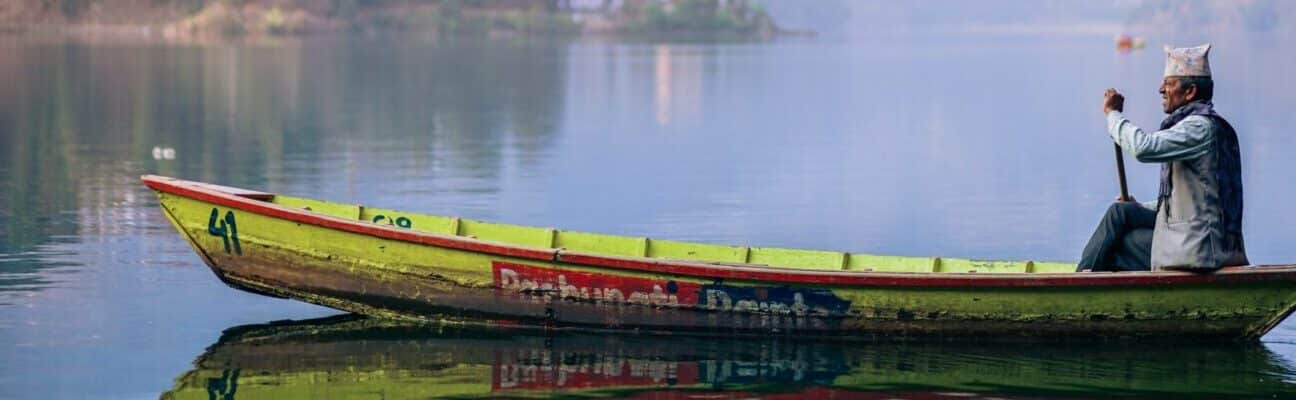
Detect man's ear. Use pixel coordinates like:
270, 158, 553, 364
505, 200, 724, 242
1184, 82, 1199, 101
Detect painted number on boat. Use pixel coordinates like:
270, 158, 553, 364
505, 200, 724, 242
371, 214, 412, 229
207, 208, 242, 255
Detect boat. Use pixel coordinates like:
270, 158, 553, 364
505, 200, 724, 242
142, 175, 1296, 340
161, 315, 1296, 399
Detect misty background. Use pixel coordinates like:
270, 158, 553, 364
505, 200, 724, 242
769, 0, 1293, 36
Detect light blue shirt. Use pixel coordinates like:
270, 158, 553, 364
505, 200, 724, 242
1107, 111, 1215, 163
1106, 111, 1216, 210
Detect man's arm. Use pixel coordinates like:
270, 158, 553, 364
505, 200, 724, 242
1107, 112, 1215, 163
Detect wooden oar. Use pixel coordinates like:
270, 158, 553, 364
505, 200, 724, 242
1114, 143, 1130, 201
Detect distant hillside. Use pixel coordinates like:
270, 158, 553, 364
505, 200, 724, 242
0, 0, 785, 39
5, 1, 1289, 40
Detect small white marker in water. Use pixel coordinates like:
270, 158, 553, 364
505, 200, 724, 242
152, 146, 176, 160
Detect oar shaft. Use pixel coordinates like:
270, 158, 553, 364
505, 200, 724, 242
1114, 143, 1130, 201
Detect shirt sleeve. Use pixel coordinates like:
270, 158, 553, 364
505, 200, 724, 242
1106, 112, 1215, 163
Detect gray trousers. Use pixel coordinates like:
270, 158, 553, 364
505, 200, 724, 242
1077, 202, 1155, 272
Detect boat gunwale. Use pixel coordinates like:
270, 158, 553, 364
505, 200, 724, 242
142, 175, 1296, 288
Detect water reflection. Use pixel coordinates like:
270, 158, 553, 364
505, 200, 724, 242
653, 44, 706, 126
0, 38, 569, 295
3, 32, 1296, 398
161, 315, 1296, 399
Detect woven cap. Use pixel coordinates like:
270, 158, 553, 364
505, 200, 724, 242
1164, 44, 1212, 77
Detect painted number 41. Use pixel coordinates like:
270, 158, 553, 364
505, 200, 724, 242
207, 208, 242, 255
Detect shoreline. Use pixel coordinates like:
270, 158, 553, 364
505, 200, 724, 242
0, 1, 794, 43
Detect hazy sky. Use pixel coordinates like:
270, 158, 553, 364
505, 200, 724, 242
764, 0, 1294, 37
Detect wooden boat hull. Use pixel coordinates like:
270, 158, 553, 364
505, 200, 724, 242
143, 175, 1296, 340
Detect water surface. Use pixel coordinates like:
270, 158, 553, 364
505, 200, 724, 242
2, 31, 1296, 398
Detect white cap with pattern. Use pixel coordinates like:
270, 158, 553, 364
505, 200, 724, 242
1164, 44, 1212, 77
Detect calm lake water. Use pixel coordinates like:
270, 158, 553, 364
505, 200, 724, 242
2, 30, 1296, 399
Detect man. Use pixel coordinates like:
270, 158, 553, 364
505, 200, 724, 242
1077, 44, 1248, 272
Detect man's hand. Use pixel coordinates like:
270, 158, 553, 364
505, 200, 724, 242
1104, 88, 1124, 114
1116, 195, 1136, 202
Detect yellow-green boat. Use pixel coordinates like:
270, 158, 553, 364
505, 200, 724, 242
143, 175, 1296, 340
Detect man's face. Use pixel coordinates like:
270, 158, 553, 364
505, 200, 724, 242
1159, 76, 1196, 114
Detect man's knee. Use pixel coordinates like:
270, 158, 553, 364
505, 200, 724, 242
1105, 201, 1144, 219
1111, 201, 1141, 212
1103, 202, 1126, 221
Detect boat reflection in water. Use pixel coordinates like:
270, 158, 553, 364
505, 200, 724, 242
162, 315, 1296, 399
